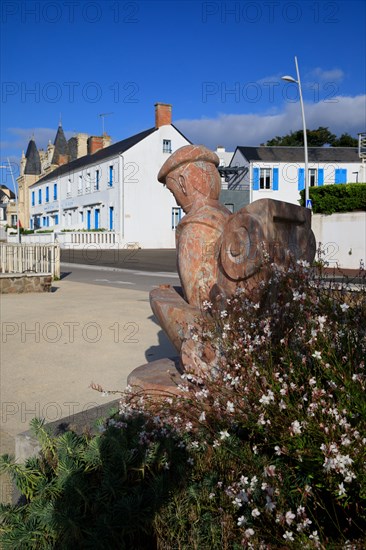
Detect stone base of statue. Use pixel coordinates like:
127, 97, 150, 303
127, 357, 183, 396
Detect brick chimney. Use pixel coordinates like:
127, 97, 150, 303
88, 136, 104, 155
155, 103, 172, 128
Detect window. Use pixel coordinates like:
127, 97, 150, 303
67, 179, 71, 198
30, 218, 34, 229
109, 206, 114, 230
309, 169, 317, 187
171, 207, 182, 229
260, 168, 271, 190
253, 167, 279, 191
163, 139, 172, 153
95, 169, 100, 190
31, 191, 35, 206
53, 183, 58, 200
11, 214, 17, 226
78, 175, 83, 195
108, 166, 113, 187
46, 186, 49, 203
38, 189, 42, 204
79, 211, 84, 224
54, 214, 59, 225
87, 210, 91, 230
86, 172, 91, 192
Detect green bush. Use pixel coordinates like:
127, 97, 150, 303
300, 183, 366, 214
0, 416, 188, 549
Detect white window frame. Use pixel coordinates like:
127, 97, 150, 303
260, 168, 271, 190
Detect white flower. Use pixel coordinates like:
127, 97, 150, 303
226, 401, 235, 413
338, 482, 346, 496
220, 430, 230, 440
283, 531, 294, 541
237, 515, 246, 526
245, 528, 255, 538
340, 303, 350, 312
309, 530, 319, 541
259, 390, 275, 406
312, 351, 322, 360
290, 420, 302, 435
285, 510, 296, 525
251, 508, 260, 517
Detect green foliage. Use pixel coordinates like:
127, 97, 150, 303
299, 183, 366, 213
0, 416, 188, 548
264, 127, 358, 147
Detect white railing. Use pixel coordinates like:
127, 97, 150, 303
0, 243, 60, 278
56, 231, 119, 248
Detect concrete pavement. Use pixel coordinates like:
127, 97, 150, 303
0, 277, 176, 502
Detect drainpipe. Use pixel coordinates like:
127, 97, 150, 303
119, 153, 124, 242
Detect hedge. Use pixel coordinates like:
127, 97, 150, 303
299, 183, 366, 214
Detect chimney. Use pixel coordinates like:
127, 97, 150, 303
88, 136, 104, 155
155, 103, 172, 128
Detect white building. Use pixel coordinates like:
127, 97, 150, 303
28, 104, 191, 248
227, 146, 362, 208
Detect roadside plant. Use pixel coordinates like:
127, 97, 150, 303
120, 259, 366, 548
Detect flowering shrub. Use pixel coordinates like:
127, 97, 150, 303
122, 260, 366, 548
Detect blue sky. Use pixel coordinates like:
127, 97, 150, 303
1, 0, 365, 188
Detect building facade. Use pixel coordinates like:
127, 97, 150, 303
226, 146, 363, 210
28, 104, 191, 248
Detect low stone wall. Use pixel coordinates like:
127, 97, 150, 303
0, 273, 52, 294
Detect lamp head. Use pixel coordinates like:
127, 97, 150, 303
282, 75, 297, 84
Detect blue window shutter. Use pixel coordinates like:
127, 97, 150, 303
32, 191, 35, 206
318, 169, 324, 186
272, 168, 279, 191
46, 187, 49, 202
253, 167, 259, 190
335, 169, 341, 184
55, 214, 59, 225
298, 168, 305, 190
342, 169, 347, 183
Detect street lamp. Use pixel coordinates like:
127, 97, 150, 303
0, 158, 20, 242
282, 56, 310, 209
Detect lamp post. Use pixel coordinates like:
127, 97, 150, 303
282, 56, 310, 208
0, 159, 20, 242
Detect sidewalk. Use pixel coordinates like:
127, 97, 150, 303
0, 278, 176, 502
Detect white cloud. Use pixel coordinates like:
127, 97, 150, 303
176, 95, 366, 150
308, 67, 345, 82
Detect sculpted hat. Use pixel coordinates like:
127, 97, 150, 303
158, 144, 219, 183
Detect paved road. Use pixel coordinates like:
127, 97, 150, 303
61, 262, 180, 291
60, 248, 177, 273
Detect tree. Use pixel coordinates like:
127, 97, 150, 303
263, 127, 357, 147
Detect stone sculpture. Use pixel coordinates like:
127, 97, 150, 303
149, 145, 316, 374
128, 144, 316, 387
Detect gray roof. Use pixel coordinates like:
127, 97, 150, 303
52, 124, 69, 164
34, 124, 191, 186
34, 127, 156, 185
237, 146, 359, 163
24, 139, 41, 175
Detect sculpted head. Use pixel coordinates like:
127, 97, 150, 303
158, 145, 221, 213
